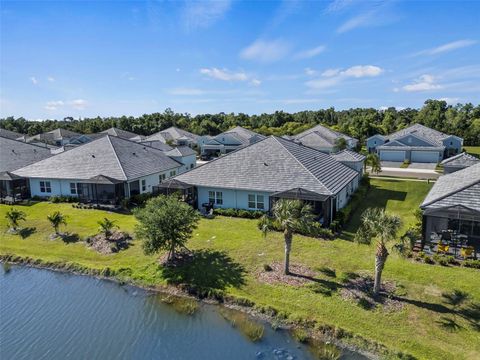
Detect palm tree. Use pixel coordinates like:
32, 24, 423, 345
333, 138, 348, 152
5, 208, 26, 232
47, 211, 67, 235
260, 199, 315, 275
365, 153, 381, 174
98, 217, 117, 238
355, 208, 401, 295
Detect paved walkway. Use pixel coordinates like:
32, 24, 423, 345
369, 166, 441, 179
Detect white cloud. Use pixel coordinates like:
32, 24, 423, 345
47, 76, 55, 82
294, 45, 326, 60
69, 99, 88, 110
240, 39, 290, 63
401, 74, 442, 92
438, 97, 460, 104
325, 0, 356, 13
304, 68, 318, 76
250, 78, 261, 86
415, 39, 477, 56
182, 0, 231, 30
44, 100, 64, 111
337, 12, 374, 33
30, 77, 38, 85
200, 67, 248, 81
306, 65, 383, 89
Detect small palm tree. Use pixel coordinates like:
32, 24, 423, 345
47, 211, 67, 235
355, 208, 401, 295
260, 199, 315, 275
98, 218, 117, 238
333, 137, 348, 152
365, 153, 381, 174
5, 208, 26, 232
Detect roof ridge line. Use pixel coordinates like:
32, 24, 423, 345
106, 135, 128, 181
422, 178, 480, 207
271, 136, 334, 195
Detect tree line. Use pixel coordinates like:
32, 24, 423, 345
1, 99, 479, 145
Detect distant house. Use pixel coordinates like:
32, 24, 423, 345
199, 126, 266, 156
26, 128, 93, 147
138, 140, 174, 152
440, 152, 480, 174
291, 124, 359, 153
99, 127, 143, 140
174, 136, 360, 226
0, 128, 25, 141
420, 163, 480, 250
145, 127, 199, 147
0, 137, 52, 201
165, 146, 197, 173
367, 124, 462, 163
331, 149, 366, 175
13, 136, 183, 204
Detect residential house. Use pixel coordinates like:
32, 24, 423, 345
139, 140, 174, 152
331, 149, 366, 175
420, 163, 480, 253
199, 126, 266, 156
291, 124, 359, 153
174, 136, 360, 226
145, 126, 199, 147
165, 146, 197, 173
13, 135, 183, 204
0, 137, 52, 201
440, 152, 480, 174
99, 127, 144, 140
26, 128, 93, 147
367, 124, 462, 163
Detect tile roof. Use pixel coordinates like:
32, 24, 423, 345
0, 137, 52, 172
100, 127, 141, 139
440, 152, 480, 167
388, 123, 457, 146
331, 149, 366, 162
146, 127, 199, 143
175, 136, 358, 196
139, 140, 173, 152
421, 162, 480, 209
14, 135, 181, 181
0, 128, 25, 141
166, 146, 196, 157
293, 124, 357, 148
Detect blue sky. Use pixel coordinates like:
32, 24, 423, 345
1, 0, 479, 119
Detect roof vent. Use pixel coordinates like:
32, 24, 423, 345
11, 149, 15, 153
91, 154, 95, 158
132, 152, 136, 156
263, 162, 268, 166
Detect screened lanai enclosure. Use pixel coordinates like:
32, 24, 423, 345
0, 172, 30, 202
422, 205, 480, 259
75, 175, 125, 205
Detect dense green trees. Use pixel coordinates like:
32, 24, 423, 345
1, 100, 479, 145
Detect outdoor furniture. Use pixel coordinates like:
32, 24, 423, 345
437, 243, 450, 254
460, 246, 474, 259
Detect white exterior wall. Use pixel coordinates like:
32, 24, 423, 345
29, 178, 76, 197
335, 174, 360, 210
197, 187, 271, 211
172, 154, 196, 173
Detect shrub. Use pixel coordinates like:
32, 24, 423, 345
463, 259, 480, 269
49, 195, 77, 203
213, 208, 264, 219
332, 177, 370, 229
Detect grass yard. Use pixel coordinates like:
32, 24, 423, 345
1, 179, 479, 360
464, 146, 480, 156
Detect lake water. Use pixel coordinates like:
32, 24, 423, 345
0, 265, 367, 360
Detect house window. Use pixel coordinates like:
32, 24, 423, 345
159, 174, 166, 182
141, 179, 146, 192
40, 181, 51, 193
190, 164, 194, 169
170, 170, 176, 177
248, 194, 264, 209
70, 183, 77, 195
208, 191, 223, 205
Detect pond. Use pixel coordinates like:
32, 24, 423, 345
0, 265, 368, 359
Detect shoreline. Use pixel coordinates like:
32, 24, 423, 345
1, 254, 382, 360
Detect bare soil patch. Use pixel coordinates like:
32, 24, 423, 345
257, 262, 317, 286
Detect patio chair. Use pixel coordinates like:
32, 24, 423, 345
437, 243, 450, 254
460, 246, 474, 259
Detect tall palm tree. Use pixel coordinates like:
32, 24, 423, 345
5, 208, 26, 232
98, 217, 117, 238
47, 211, 67, 235
260, 199, 315, 275
365, 153, 381, 174
355, 208, 401, 295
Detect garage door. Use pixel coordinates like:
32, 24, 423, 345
411, 151, 439, 163
380, 150, 405, 162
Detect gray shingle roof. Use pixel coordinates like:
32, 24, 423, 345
440, 152, 480, 167
14, 135, 181, 181
100, 127, 140, 139
421, 163, 480, 209
27, 128, 83, 142
175, 136, 358, 196
331, 149, 366, 162
0, 128, 25, 141
139, 140, 173, 152
0, 137, 52, 172
388, 123, 458, 146
293, 124, 357, 148
166, 146, 196, 157
146, 127, 199, 143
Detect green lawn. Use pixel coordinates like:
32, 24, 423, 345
464, 146, 480, 156
1, 179, 479, 360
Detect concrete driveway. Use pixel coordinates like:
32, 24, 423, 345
409, 162, 437, 170
381, 161, 402, 168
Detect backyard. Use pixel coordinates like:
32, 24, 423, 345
1, 179, 479, 360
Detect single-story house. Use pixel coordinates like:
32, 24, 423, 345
0, 128, 25, 141
291, 124, 359, 153
145, 126, 199, 147
0, 137, 52, 201
440, 152, 480, 174
165, 146, 197, 173
331, 149, 366, 175
420, 163, 480, 251
26, 128, 93, 147
13, 135, 183, 204
139, 140, 174, 152
99, 127, 144, 140
174, 136, 361, 226
367, 124, 463, 163
199, 126, 266, 156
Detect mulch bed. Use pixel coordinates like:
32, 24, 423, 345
86, 231, 131, 254
257, 262, 318, 286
